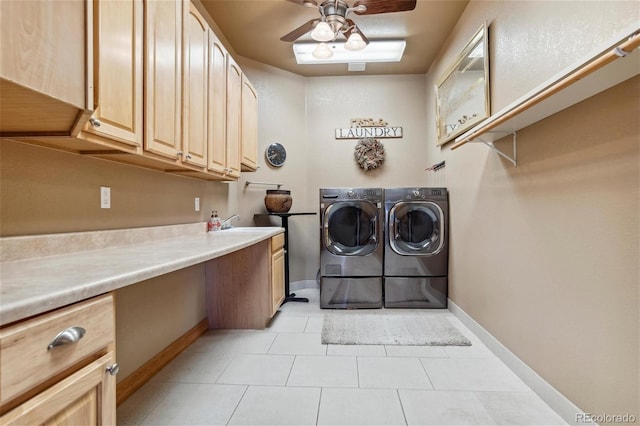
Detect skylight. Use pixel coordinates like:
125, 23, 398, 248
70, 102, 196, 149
292, 40, 406, 65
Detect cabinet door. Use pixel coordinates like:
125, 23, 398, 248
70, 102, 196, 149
271, 247, 285, 315
182, 2, 207, 168
207, 32, 227, 175
0, 0, 92, 136
84, 0, 143, 146
241, 75, 258, 171
0, 353, 116, 426
225, 56, 242, 179
145, 0, 182, 160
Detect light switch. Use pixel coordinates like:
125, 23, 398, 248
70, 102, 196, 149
100, 186, 111, 209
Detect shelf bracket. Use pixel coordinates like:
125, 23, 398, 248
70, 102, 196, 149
468, 131, 517, 167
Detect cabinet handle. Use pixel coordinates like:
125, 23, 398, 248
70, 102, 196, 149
106, 363, 120, 376
89, 117, 101, 128
177, 151, 183, 158
47, 326, 86, 350
186, 154, 192, 160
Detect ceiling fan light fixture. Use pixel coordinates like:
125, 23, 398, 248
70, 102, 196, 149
345, 32, 367, 51
312, 42, 334, 59
311, 21, 335, 42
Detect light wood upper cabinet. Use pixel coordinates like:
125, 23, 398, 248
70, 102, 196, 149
1, 0, 259, 181
225, 56, 242, 179
0, 0, 93, 136
145, 0, 183, 160
207, 32, 228, 176
241, 75, 259, 172
82, 0, 143, 148
182, 2, 208, 168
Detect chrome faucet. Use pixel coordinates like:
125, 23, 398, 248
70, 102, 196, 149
221, 214, 240, 229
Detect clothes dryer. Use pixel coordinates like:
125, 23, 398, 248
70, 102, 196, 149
320, 188, 384, 308
384, 188, 449, 308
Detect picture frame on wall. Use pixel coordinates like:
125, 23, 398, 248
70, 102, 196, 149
435, 22, 490, 146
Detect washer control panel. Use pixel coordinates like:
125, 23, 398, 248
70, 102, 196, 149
321, 188, 383, 202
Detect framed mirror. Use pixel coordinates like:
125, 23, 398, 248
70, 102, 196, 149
435, 23, 490, 146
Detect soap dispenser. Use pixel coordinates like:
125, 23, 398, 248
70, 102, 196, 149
208, 210, 222, 232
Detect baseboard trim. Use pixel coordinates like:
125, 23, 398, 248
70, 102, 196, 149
290, 279, 319, 292
116, 318, 209, 406
447, 299, 590, 426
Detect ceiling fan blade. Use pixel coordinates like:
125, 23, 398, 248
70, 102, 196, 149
352, 0, 417, 15
285, 0, 318, 8
280, 19, 321, 42
345, 19, 370, 45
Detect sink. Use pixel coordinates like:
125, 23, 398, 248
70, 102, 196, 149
218, 227, 279, 233
220, 227, 260, 232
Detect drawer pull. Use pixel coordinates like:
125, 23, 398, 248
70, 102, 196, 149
106, 363, 120, 376
47, 326, 86, 350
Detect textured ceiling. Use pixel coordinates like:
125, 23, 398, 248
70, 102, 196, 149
200, 0, 469, 77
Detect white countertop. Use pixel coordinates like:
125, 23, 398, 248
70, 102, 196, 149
0, 227, 283, 326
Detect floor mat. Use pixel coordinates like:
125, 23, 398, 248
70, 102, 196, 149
322, 313, 472, 346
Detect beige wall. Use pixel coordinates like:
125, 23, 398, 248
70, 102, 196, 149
423, 0, 639, 420
304, 74, 430, 279
235, 57, 312, 282
115, 265, 207, 382
0, 140, 231, 236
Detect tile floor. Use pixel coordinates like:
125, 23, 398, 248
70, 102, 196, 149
117, 288, 567, 426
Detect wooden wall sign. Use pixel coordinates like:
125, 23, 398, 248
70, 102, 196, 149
335, 117, 403, 139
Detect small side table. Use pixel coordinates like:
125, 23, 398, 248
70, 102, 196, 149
256, 212, 316, 303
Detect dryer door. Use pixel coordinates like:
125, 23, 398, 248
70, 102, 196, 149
323, 201, 379, 256
389, 201, 444, 256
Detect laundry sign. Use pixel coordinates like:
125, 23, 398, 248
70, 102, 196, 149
335, 118, 403, 139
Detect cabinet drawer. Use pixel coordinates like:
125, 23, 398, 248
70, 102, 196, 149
0, 294, 115, 408
271, 233, 284, 252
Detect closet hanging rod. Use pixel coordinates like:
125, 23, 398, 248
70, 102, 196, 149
245, 181, 284, 189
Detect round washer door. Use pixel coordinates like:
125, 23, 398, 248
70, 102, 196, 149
388, 201, 445, 255
323, 201, 379, 256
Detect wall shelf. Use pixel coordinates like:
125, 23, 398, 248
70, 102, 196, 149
451, 24, 640, 160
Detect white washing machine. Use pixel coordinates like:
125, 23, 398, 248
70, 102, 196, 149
384, 187, 449, 308
320, 188, 384, 309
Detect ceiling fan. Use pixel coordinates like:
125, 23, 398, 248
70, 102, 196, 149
280, 0, 417, 49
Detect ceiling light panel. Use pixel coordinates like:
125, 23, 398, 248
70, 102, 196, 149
293, 40, 406, 64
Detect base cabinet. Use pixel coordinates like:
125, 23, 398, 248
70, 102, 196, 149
271, 233, 285, 316
0, 294, 117, 425
1, 353, 116, 426
205, 233, 285, 329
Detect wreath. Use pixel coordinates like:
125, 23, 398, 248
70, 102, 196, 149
354, 138, 384, 171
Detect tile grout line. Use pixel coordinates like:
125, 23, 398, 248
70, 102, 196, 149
284, 354, 297, 386
395, 389, 410, 426
265, 330, 278, 354
471, 390, 503, 426
315, 387, 323, 426
224, 384, 249, 425
417, 356, 436, 390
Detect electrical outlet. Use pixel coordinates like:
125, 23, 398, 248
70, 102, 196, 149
100, 186, 111, 209
195, 197, 200, 212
